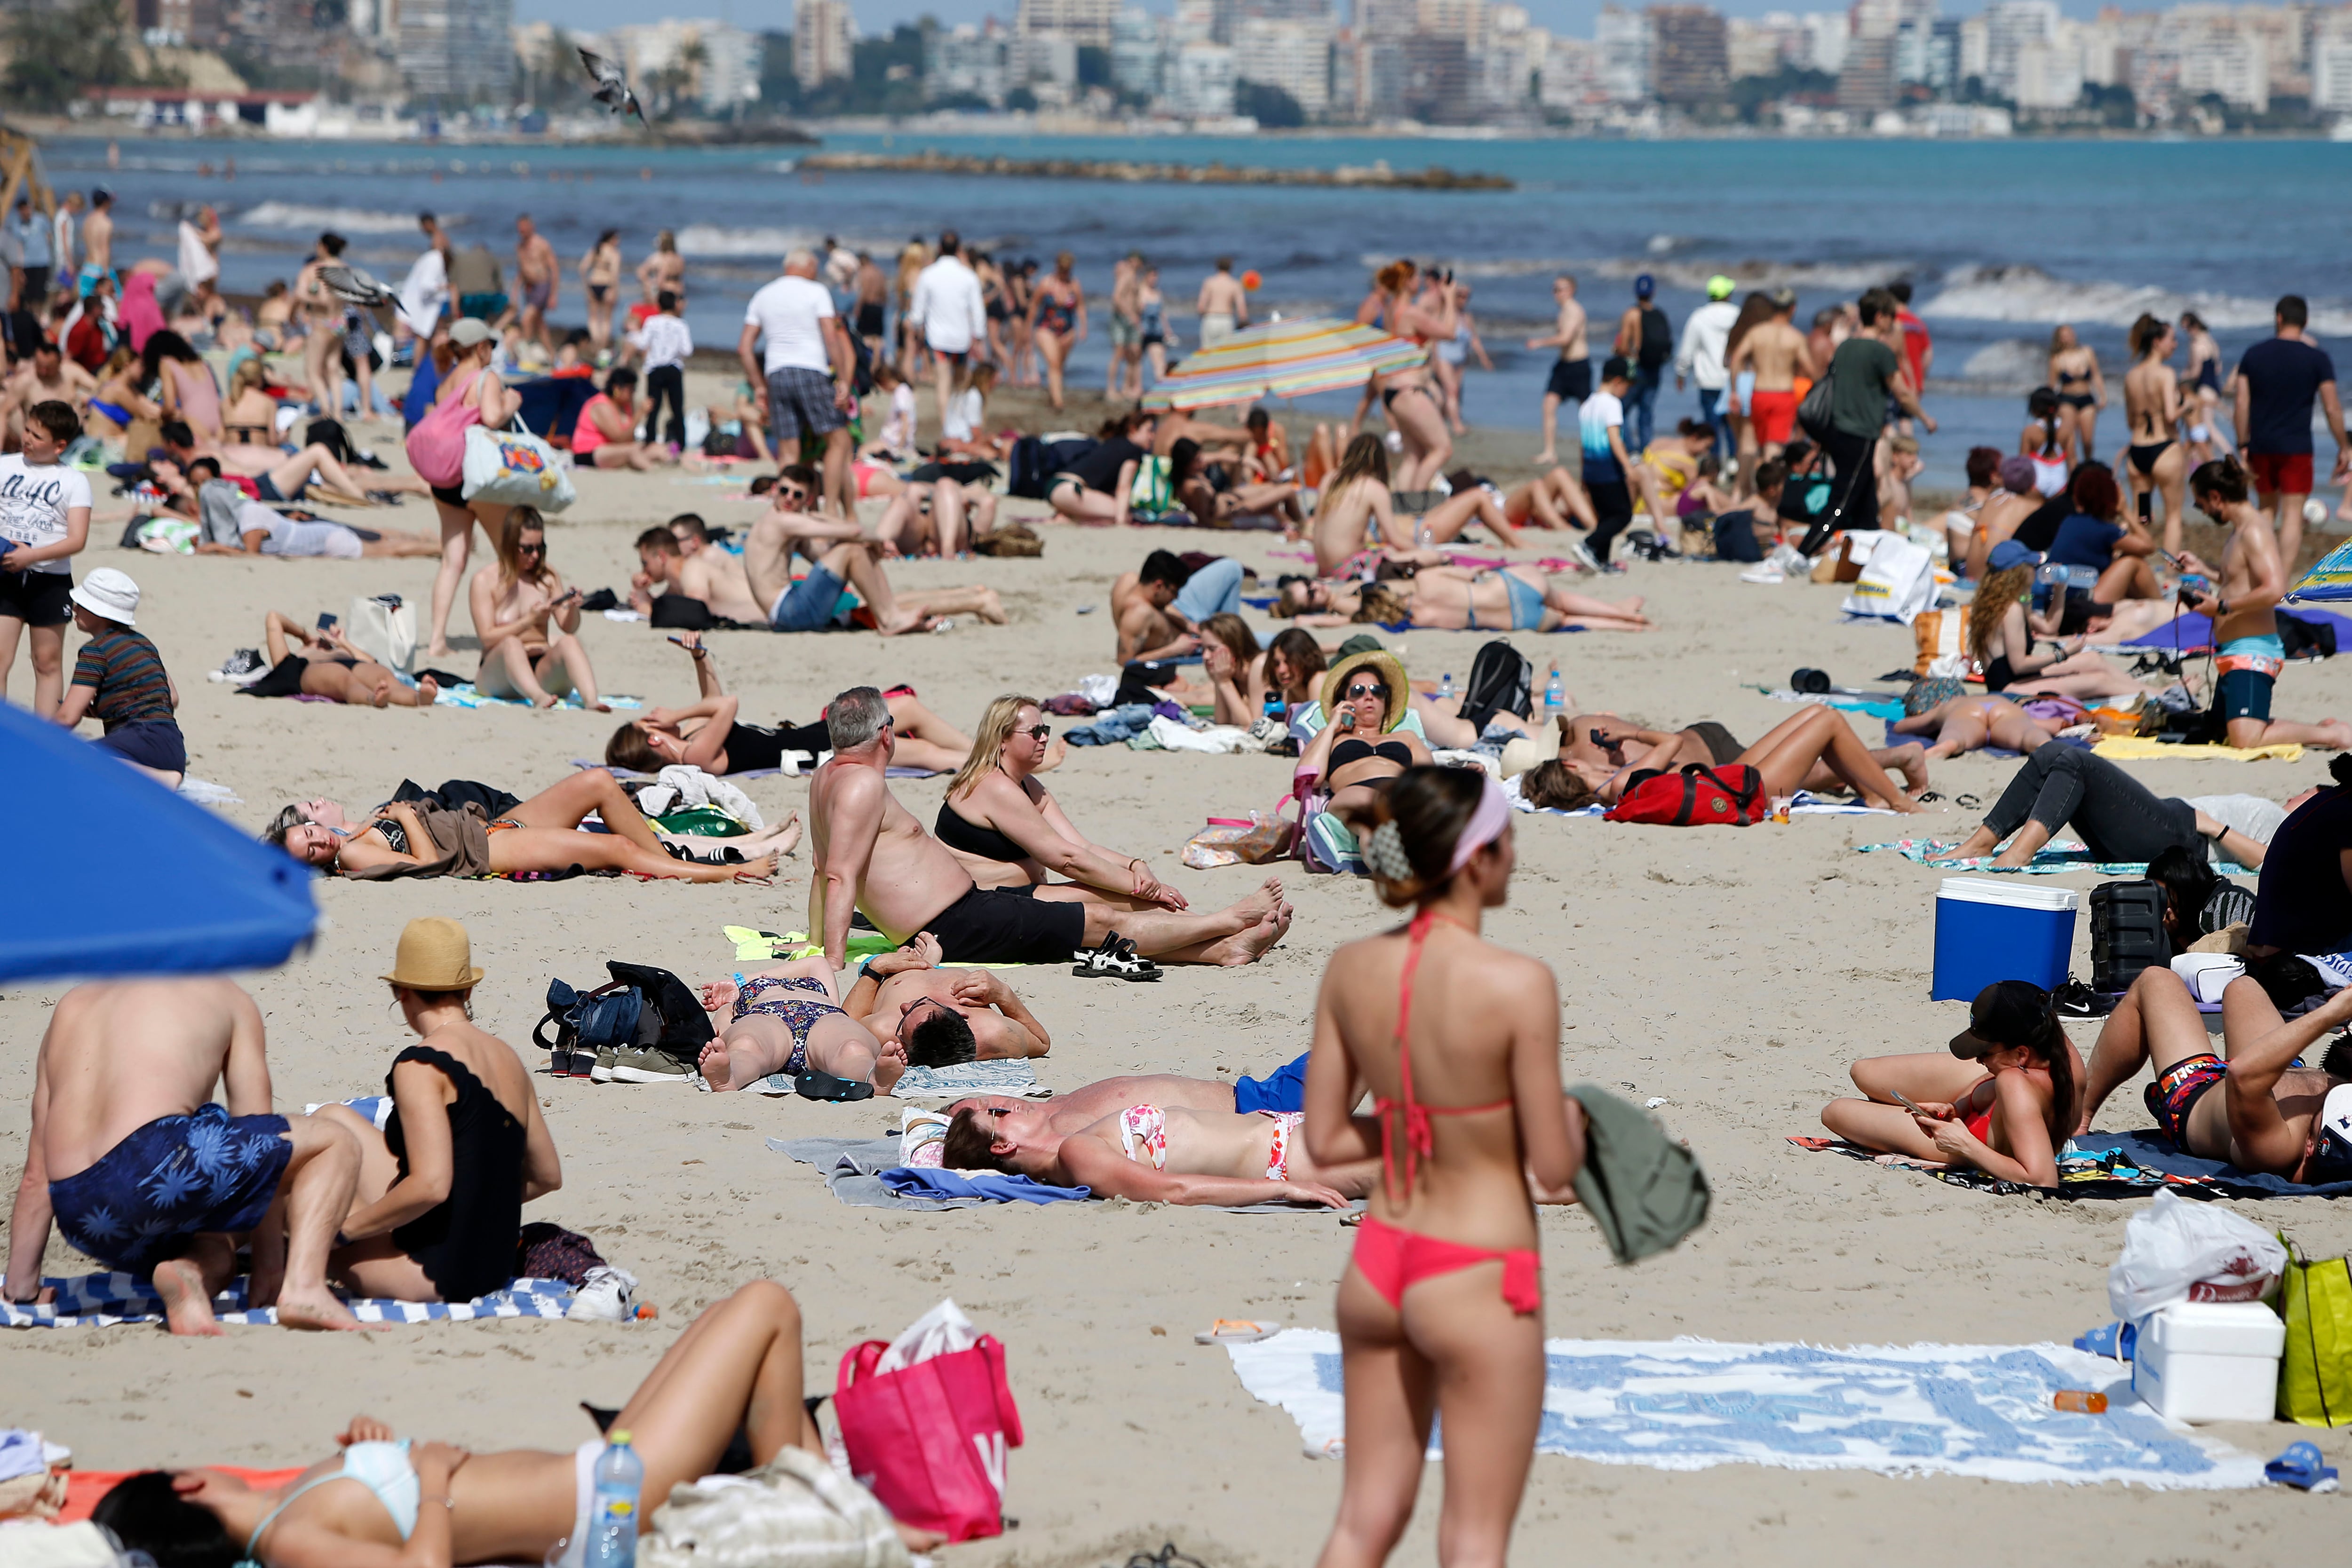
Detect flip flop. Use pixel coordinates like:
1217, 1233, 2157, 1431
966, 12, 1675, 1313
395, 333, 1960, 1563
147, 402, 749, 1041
794, 1070, 874, 1102
2265, 1440, 2340, 1492
1194, 1319, 1279, 1345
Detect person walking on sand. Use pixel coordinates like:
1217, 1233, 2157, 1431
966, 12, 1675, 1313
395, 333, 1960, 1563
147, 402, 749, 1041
1612, 274, 1673, 453
1726, 286, 1812, 467
906, 230, 987, 437
2234, 293, 2348, 565
4, 979, 367, 1334
411, 317, 516, 661
513, 215, 559, 357
1527, 273, 1589, 467
740, 249, 857, 517
1197, 256, 1248, 349
1303, 766, 1584, 1568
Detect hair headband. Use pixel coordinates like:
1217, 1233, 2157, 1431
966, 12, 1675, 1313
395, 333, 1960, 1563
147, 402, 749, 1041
1446, 775, 1511, 877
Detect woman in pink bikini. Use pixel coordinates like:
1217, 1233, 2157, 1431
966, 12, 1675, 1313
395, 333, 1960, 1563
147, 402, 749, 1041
1303, 766, 1585, 1567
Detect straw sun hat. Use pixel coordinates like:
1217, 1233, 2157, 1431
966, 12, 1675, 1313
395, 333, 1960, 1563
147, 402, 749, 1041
1320, 648, 1410, 735
382, 917, 485, 990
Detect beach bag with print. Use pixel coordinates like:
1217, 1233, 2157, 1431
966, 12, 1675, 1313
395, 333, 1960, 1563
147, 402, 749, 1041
2278, 1241, 2352, 1426
1842, 534, 1935, 625
641, 1445, 912, 1568
834, 1306, 1023, 1543
1183, 811, 1294, 870
345, 594, 416, 674
1605, 763, 1768, 827
462, 423, 577, 512
1913, 608, 1968, 677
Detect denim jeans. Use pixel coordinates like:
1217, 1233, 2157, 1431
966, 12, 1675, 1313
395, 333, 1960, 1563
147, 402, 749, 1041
1697, 386, 1731, 458
1627, 365, 1663, 451
1981, 747, 2199, 865
1173, 556, 1244, 624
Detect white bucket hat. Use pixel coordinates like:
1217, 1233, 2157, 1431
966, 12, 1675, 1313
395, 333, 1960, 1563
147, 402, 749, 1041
70, 567, 141, 627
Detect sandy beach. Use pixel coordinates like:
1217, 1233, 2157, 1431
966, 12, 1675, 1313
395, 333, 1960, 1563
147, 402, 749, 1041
5, 374, 2349, 1565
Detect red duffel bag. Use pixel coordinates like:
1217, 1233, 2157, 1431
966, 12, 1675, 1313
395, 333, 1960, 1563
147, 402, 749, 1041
834, 1333, 1023, 1541
1603, 763, 1770, 826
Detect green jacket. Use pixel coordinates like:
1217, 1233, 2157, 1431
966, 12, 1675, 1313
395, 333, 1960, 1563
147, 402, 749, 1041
1567, 1084, 1710, 1264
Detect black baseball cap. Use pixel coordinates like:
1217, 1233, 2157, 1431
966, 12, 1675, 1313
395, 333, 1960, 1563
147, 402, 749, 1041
1950, 980, 2060, 1059
1600, 354, 1631, 383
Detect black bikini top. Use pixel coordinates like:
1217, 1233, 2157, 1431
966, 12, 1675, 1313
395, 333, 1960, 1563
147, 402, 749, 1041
1332, 737, 1413, 771
367, 816, 411, 856
937, 800, 1031, 864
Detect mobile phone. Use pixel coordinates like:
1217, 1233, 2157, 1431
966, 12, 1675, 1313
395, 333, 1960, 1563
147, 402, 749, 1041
1892, 1090, 1936, 1119
1590, 729, 1610, 747
316, 612, 338, 631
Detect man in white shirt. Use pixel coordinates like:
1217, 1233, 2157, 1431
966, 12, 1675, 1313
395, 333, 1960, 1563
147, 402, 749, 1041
1674, 273, 1741, 461
396, 211, 451, 351
906, 230, 987, 437
739, 249, 856, 516
629, 289, 694, 449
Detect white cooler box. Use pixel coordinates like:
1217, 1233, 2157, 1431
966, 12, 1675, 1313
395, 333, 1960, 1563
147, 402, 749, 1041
2131, 1300, 2285, 1423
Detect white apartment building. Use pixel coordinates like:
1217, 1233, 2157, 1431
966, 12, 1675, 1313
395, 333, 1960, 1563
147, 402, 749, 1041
2315, 13, 2352, 112
598, 19, 760, 115
1169, 39, 1237, 114
401, 0, 516, 100
1111, 6, 1166, 97
928, 22, 1013, 104
794, 0, 855, 88
1979, 0, 2059, 98
1594, 5, 1650, 100
1016, 0, 1117, 48
1233, 15, 1334, 113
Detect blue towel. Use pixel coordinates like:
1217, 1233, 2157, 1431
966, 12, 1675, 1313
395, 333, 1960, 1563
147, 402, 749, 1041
2073, 1130, 2352, 1199
877, 1167, 1092, 1204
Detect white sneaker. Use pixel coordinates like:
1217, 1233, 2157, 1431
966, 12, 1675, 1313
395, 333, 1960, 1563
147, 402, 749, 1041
565, 1265, 642, 1322
1739, 565, 1786, 585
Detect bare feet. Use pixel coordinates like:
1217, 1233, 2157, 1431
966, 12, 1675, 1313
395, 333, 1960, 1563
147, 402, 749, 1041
1232, 877, 1285, 921
425, 642, 455, 661
698, 1040, 737, 1092
532, 691, 561, 709
2317, 720, 2352, 750
877, 612, 937, 636
1202, 902, 1293, 966
1036, 737, 1070, 772
276, 1286, 374, 1332
370, 683, 390, 709
588, 700, 613, 714
416, 675, 438, 708
972, 587, 1007, 625
896, 1521, 948, 1553
727, 853, 780, 884
1532, 450, 1557, 467
1889, 743, 1930, 795
153, 1258, 225, 1338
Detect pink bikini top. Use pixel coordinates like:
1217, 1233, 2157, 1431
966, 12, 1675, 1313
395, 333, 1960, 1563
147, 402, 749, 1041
1373, 908, 1512, 1204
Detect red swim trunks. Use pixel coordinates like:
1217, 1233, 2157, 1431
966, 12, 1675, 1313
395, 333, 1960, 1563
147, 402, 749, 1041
2246, 451, 2313, 496
1748, 388, 1798, 445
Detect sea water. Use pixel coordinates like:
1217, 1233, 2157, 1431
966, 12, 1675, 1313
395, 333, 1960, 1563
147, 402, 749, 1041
48, 132, 2352, 491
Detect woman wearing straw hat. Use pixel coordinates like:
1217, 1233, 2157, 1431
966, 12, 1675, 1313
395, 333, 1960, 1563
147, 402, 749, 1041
1295, 649, 1434, 824
316, 918, 562, 1304
55, 566, 187, 788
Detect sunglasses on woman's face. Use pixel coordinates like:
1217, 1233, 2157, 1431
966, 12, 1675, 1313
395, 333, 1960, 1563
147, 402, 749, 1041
1346, 682, 1389, 702
517, 541, 546, 555
1012, 723, 1052, 743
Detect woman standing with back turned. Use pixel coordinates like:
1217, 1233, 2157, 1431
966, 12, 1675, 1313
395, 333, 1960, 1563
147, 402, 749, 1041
1304, 767, 1585, 1567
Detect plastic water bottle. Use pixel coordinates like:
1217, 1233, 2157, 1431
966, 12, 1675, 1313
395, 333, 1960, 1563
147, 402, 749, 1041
1263, 687, 1284, 724
585, 1430, 644, 1568
1542, 665, 1564, 719
1437, 672, 1455, 702
1415, 516, 1433, 551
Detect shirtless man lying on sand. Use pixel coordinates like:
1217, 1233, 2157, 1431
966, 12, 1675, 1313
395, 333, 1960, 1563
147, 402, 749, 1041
809, 685, 1292, 968
943, 1098, 1366, 1207
4, 979, 367, 1334
853, 933, 1049, 1061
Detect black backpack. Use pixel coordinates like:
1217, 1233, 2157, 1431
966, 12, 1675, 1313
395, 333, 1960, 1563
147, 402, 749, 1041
1637, 304, 1674, 369
1457, 639, 1534, 735
534, 961, 713, 1062
2089, 881, 2169, 994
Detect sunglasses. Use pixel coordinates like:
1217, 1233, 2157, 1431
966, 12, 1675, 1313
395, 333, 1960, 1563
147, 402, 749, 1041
1011, 723, 1052, 743
1345, 682, 1390, 701
775, 487, 809, 503
516, 541, 546, 554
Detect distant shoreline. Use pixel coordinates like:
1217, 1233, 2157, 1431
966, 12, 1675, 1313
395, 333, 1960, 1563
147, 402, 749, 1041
797, 148, 1513, 189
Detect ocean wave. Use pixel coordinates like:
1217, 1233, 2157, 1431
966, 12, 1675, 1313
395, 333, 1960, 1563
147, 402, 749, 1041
1369, 253, 1914, 294
235, 202, 457, 234
1922, 264, 2352, 334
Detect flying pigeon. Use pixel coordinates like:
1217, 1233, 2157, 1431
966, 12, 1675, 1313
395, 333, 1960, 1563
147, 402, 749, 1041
318, 263, 397, 310
578, 48, 647, 125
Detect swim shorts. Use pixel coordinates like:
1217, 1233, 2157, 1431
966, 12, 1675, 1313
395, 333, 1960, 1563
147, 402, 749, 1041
2246, 451, 2313, 496
770, 565, 847, 633
2145, 1053, 2228, 1148
253, 473, 285, 503
920, 884, 1087, 965
1502, 570, 1545, 631
855, 302, 886, 338
2216, 634, 2283, 723
47, 1102, 291, 1274
524, 275, 554, 312
94, 718, 188, 773
0, 568, 73, 627
1748, 389, 1798, 446
1232, 1051, 1309, 1115
1545, 358, 1590, 404
458, 292, 508, 322
764, 366, 846, 444
1110, 315, 1140, 351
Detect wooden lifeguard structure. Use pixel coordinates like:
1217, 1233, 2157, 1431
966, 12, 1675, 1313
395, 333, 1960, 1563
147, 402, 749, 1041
0, 126, 58, 220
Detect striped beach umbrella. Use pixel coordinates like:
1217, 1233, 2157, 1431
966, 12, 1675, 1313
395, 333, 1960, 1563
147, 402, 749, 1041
1143, 317, 1429, 411
2285, 535, 2352, 602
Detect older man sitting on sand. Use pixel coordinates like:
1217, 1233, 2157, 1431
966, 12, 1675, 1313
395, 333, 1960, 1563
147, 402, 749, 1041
4, 979, 367, 1334
807, 686, 1293, 970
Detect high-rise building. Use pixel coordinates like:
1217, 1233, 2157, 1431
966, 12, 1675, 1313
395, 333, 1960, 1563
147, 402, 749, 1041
1110, 6, 1165, 97
2315, 15, 2352, 112
928, 19, 1013, 104
599, 19, 762, 115
1233, 15, 1333, 112
1169, 39, 1237, 113
1399, 31, 1473, 119
794, 0, 854, 88
1979, 0, 2058, 99
1359, 0, 1418, 41
1646, 5, 1726, 106
400, 0, 516, 100
1836, 31, 1896, 109
1417, 0, 1485, 49
2011, 34, 2081, 108
1594, 4, 1650, 100
1016, 0, 1116, 48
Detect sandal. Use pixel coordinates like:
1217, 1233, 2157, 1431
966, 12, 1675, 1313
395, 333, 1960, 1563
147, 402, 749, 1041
1193, 1319, 1279, 1345
1073, 934, 1163, 982
794, 1070, 874, 1102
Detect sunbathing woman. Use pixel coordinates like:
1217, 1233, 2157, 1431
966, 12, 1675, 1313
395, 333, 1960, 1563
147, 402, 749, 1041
1553, 710, 1929, 794
1200, 613, 1273, 727
1169, 436, 1304, 531
1820, 979, 2080, 1188
943, 1098, 1361, 1207
694, 955, 904, 1093
1310, 433, 1522, 574
1522, 703, 1926, 813
1301, 766, 1583, 1567
1892, 691, 2066, 760
469, 508, 607, 712
606, 632, 978, 776
874, 475, 996, 558
1928, 746, 2271, 870
84, 345, 158, 443
240, 611, 440, 707
93, 1278, 944, 1564
1278, 565, 1652, 633
939, 694, 1190, 910
1969, 544, 2151, 702
1296, 651, 1435, 822
268, 771, 780, 884
309, 918, 562, 1303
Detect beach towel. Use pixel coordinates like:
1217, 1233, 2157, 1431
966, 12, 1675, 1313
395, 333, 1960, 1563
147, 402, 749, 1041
2119, 608, 2352, 655
1856, 839, 2254, 877
889, 1060, 1051, 1098
772, 1138, 1359, 1214
1792, 1131, 2352, 1201
417, 681, 640, 711
1750, 685, 1906, 721
2093, 736, 2304, 764
0, 1272, 574, 1329
720, 927, 1029, 969
1223, 1330, 2264, 1487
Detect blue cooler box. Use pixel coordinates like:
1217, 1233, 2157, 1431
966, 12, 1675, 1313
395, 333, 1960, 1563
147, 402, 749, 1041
1932, 877, 2080, 1000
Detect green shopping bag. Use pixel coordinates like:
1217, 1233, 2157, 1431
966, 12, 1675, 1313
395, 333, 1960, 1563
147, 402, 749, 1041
2277, 1240, 2352, 1426
1128, 454, 1174, 515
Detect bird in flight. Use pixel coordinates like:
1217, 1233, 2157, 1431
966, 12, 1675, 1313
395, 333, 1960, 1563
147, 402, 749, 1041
578, 48, 647, 125
318, 263, 398, 310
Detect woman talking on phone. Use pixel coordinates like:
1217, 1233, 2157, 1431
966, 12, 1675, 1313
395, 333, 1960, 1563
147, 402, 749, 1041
467, 509, 609, 711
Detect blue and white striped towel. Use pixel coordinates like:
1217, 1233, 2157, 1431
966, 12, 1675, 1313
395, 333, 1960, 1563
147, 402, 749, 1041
1, 1273, 574, 1330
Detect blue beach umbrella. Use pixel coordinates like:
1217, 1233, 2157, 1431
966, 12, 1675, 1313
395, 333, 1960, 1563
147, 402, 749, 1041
0, 701, 317, 982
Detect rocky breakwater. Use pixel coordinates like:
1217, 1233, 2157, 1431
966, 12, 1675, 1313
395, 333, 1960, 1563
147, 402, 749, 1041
796, 150, 1512, 191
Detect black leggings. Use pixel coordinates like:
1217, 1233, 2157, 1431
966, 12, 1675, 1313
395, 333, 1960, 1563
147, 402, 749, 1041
641, 364, 687, 449
1981, 747, 2199, 866
1586, 481, 1634, 564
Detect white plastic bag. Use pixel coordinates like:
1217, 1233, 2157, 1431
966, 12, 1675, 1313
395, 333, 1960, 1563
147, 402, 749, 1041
1842, 535, 1935, 625
2106, 1188, 2288, 1323
874, 1299, 978, 1375
461, 424, 577, 513
344, 594, 415, 674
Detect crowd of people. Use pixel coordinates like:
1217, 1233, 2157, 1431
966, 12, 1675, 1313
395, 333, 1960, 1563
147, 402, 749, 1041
8, 184, 2352, 1568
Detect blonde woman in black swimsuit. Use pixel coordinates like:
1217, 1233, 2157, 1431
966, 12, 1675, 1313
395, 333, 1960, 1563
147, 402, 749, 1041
2048, 323, 2105, 462
938, 694, 1189, 909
